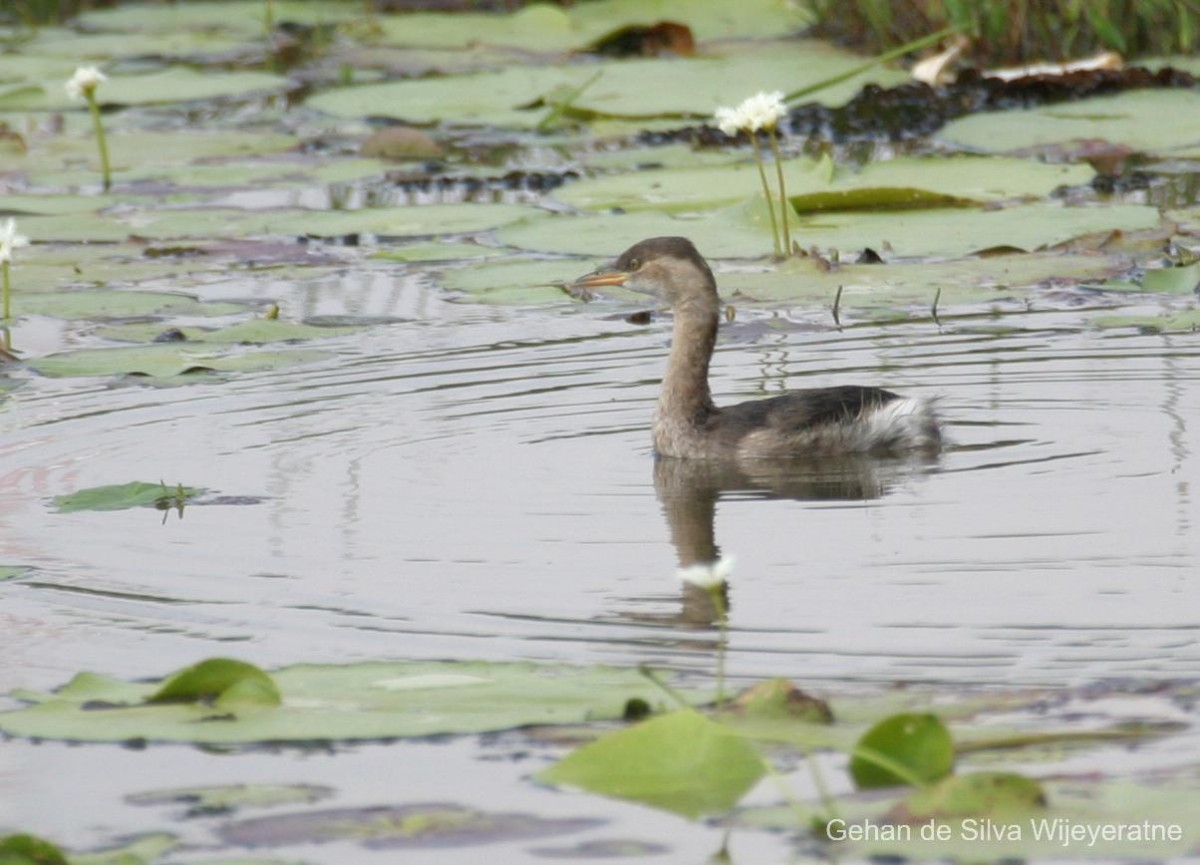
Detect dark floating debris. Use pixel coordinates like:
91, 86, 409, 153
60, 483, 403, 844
584, 21, 696, 58
643, 65, 1198, 147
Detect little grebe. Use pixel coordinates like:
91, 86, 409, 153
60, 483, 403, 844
572, 236, 941, 460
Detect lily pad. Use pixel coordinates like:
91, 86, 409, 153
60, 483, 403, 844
310, 41, 907, 128
218, 803, 602, 850
373, 241, 506, 262
27, 344, 331, 379
940, 90, 1200, 157
850, 713, 955, 789
5, 67, 289, 112
557, 155, 1094, 213
497, 200, 1163, 260
95, 318, 367, 345
149, 658, 282, 708
539, 710, 767, 818
53, 481, 204, 513
0, 659, 706, 744
1092, 308, 1200, 332
0, 834, 68, 865
890, 772, 1046, 822
15, 290, 248, 320
128, 783, 333, 815
0, 566, 32, 581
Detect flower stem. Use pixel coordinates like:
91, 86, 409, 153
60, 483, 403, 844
709, 584, 728, 708
2, 261, 11, 321
767, 125, 791, 256
86, 93, 111, 192
750, 138, 782, 259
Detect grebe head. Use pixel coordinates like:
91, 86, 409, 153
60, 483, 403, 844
572, 236, 718, 316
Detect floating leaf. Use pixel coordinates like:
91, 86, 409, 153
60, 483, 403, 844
729, 678, 834, 723
1142, 262, 1200, 294
53, 482, 204, 514
218, 803, 601, 850
310, 41, 905, 127
127, 783, 333, 816
0, 834, 68, 865
28, 345, 331, 379
497, 200, 1162, 260
95, 319, 367, 345
0, 660, 706, 743
15, 290, 248, 320
0, 566, 32, 582
850, 713, 955, 789
940, 90, 1200, 156
557, 156, 1093, 214
889, 772, 1047, 822
540, 710, 766, 818
149, 658, 282, 708
1092, 308, 1200, 332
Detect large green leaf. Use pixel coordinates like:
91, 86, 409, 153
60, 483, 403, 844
6, 67, 288, 111
558, 155, 1093, 213
95, 318, 367, 345
53, 481, 204, 513
850, 713, 955, 789
940, 90, 1200, 156
496, 200, 1163, 259
27, 344, 331, 379
309, 41, 907, 127
15, 290, 248, 320
0, 660, 706, 743
540, 710, 767, 817
149, 658, 282, 708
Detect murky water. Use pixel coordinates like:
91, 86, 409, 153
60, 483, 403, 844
2, 268, 1198, 860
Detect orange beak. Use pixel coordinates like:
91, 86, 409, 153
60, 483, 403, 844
571, 269, 629, 290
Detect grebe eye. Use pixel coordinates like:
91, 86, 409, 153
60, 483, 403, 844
628, 257, 641, 270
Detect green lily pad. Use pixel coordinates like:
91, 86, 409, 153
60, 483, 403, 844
25, 28, 253, 62
0, 659, 706, 744
15, 290, 248, 320
558, 155, 1093, 214
53, 481, 204, 513
0, 834, 68, 865
128, 783, 333, 814
27, 344, 331, 379
95, 318, 367, 345
540, 710, 767, 818
8, 129, 298, 183
11, 67, 288, 112
1142, 262, 1200, 294
721, 253, 1125, 309
497, 200, 1163, 260
310, 41, 906, 128
940, 90, 1200, 157
1092, 308, 1200, 332
218, 803, 601, 850
850, 713, 955, 789
438, 258, 604, 305
373, 241, 506, 262
0, 566, 32, 581
149, 658, 282, 708
890, 772, 1047, 822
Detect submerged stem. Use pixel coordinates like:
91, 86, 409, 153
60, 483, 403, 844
710, 584, 728, 708
86, 94, 111, 192
2, 261, 10, 321
750, 141, 782, 258
766, 126, 792, 256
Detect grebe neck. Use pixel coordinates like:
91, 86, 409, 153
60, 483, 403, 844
659, 307, 718, 425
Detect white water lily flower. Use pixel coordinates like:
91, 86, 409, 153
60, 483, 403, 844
64, 65, 108, 101
0, 218, 30, 265
713, 91, 787, 135
677, 555, 736, 589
